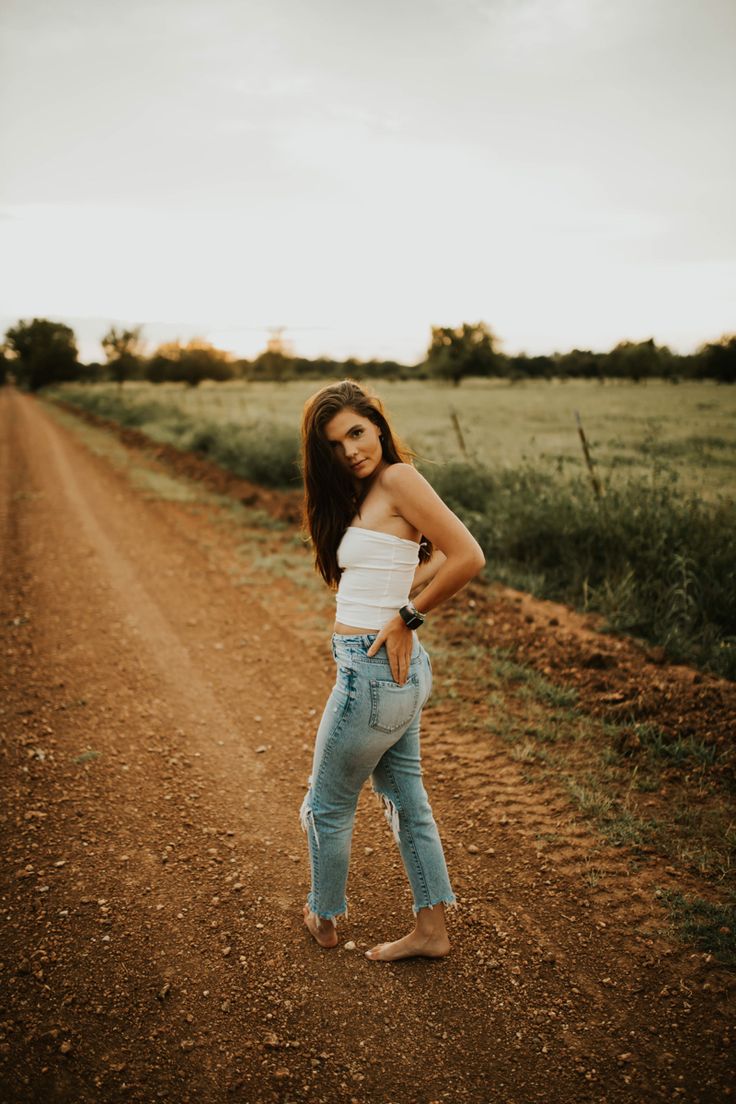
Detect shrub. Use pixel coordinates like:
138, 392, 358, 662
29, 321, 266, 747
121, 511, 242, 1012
47, 385, 300, 489
420, 459, 736, 679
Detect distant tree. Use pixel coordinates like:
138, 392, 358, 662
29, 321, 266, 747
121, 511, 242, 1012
4, 318, 79, 390
426, 322, 501, 386
356, 358, 404, 381
249, 329, 296, 382
75, 361, 105, 383
101, 325, 145, 388
554, 348, 606, 380
607, 338, 667, 382
509, 353, 555, 380
673, 352, 699, 381
146, 343, 177, 384
146, 338, 235, 386
251, 349, 295, 382
233, 357, 253, 379
694, 334, 736, 383
291, 356, 322, 380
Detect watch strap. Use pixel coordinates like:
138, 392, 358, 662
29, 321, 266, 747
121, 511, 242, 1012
399, 603, 425, 630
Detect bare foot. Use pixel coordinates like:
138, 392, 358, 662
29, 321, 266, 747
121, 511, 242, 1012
365, 930, 451, 961
302, 905, 339, 949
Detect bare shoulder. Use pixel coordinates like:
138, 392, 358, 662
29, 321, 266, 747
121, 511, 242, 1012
380, 462, 429, 492
379, 461, 484, 566
379, 462, 441, 513
380, 461, 448, 517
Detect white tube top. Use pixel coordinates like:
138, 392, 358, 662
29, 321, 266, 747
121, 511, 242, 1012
335, 526, 420, 629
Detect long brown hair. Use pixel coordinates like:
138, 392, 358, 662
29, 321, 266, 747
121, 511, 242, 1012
300, 379, 432, 586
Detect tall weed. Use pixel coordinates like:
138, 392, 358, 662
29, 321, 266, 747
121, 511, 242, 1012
423, 460, 735, 678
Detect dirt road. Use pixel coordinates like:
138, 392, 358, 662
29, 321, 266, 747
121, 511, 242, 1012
1, 387, 733, 1103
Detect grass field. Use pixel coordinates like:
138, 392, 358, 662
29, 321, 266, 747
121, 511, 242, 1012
92, 377, 736, 500
47, 378, 736, 677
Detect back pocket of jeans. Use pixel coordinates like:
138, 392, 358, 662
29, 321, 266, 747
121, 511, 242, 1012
368, 674, 420, 734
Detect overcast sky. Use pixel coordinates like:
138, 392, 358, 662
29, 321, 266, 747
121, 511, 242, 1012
1, 0, 734, 363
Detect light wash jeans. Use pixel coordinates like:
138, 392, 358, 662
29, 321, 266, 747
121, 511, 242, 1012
300, 632, 456, 922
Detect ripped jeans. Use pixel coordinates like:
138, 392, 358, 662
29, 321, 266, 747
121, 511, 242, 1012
299, 632, 456, 922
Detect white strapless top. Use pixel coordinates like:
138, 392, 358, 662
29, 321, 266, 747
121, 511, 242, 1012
335, 526, 420, 629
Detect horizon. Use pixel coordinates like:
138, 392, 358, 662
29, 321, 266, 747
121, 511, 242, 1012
1, 312, 729, 369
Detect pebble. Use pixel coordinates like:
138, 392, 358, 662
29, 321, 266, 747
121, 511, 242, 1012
467, 844, 479, 854
180, 1039, 195, 1051
255, 746, 267, 754
344, 941, 356, 951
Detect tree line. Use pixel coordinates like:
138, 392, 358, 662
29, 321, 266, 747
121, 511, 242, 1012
2, 318, 734, 390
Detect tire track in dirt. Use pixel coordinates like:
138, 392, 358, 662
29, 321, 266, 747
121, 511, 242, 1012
22, 397, 271, 790
1, 388, 733, 1103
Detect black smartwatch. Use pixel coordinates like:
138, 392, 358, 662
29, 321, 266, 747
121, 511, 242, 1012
399, 602, 425, 630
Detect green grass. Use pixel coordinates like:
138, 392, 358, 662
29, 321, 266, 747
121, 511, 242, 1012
509, 739, 549, 764
659, 889, 736, 966
48, 377, 736, 498
130, 468, 200, 502
630, 723, 721, 768
46, 386, 301, 488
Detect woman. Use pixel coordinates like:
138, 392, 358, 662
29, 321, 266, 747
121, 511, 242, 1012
299, 379, 485, 961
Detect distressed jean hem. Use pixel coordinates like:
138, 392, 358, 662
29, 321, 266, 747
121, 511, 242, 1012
306, 894, 348, 924
412, 895, 458, 916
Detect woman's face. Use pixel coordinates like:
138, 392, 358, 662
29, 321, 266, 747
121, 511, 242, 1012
323, 407, 386, 481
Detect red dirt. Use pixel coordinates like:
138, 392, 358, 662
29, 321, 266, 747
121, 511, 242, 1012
1, 387, 734, 1104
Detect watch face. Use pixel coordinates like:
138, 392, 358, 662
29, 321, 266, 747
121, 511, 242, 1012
401, 606, 423, 629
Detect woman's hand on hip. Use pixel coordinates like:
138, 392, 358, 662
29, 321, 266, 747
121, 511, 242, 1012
366, 616, 414, 684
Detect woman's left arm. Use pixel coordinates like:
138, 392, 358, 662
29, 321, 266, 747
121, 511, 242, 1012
366, 464, 486, 680
409, 548, 447, 599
